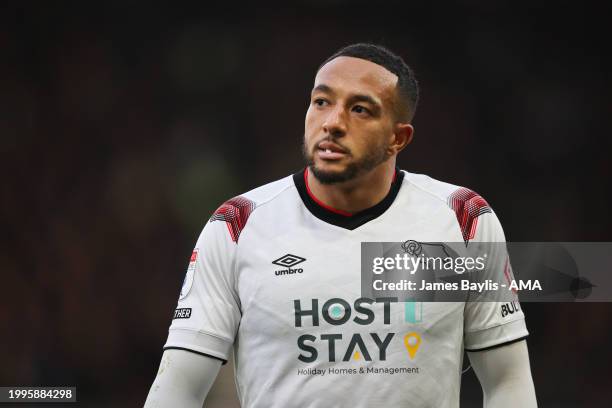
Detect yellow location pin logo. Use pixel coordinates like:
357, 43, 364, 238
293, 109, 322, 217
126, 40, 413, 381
403, 332, 421, 359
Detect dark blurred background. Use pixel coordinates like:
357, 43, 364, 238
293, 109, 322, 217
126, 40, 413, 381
1, 1, 611, 407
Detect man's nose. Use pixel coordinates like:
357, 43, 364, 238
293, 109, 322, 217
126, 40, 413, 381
322, 106, 347, 137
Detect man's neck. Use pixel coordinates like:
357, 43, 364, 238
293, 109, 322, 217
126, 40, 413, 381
306, 162, 397, 214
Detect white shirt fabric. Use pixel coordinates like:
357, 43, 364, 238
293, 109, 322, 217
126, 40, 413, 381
163, 168, 528, 408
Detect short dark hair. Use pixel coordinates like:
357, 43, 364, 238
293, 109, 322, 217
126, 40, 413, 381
319, 43, 419, 122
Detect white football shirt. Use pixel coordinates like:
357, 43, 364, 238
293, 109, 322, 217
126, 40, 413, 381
164, 168, 528, 408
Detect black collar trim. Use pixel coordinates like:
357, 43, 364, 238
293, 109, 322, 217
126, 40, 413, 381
292, 167, 404, 230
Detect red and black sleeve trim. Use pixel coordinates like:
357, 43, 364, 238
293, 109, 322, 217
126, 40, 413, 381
293, 167, 404, 230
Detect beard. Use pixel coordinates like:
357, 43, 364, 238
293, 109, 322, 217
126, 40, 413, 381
302, 137, 391, 185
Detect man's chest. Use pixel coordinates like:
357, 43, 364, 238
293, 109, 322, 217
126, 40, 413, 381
233, 230, 466, 365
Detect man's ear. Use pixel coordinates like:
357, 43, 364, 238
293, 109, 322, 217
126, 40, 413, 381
389, 123, 414, 154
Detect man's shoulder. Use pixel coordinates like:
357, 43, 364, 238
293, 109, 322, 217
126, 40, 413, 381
237, 173, 296, 206
400, 169, 494, 217
400, 170, 499, 241
400, 170, 469, 204
213, 173, 297, 215
206, 173, 296, 242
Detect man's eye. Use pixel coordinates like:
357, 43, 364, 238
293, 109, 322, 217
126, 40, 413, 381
352, 105, 370, 115
313, 98, 328, 107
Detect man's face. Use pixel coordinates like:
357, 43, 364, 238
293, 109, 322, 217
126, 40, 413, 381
303, 56, 399, 184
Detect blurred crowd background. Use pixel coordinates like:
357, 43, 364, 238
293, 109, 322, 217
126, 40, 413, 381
1, 1, 611, 407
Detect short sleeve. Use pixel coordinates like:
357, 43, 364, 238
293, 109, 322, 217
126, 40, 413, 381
163, 219, 241, 362
463, 210, 529, 351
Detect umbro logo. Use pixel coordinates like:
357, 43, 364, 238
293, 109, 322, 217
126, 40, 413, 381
273, 254, 306, 267
273, 254, 306, 276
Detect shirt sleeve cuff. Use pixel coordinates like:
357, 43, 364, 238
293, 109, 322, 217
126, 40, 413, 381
464, 318, 529, 351
164, 328, 233, 363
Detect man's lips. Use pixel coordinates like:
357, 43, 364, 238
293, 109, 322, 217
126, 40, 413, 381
316, 141, 349, 160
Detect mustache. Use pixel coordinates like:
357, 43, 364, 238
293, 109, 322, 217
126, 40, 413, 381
313, 137, 351, 155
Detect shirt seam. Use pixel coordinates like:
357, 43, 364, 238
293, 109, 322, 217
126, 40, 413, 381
168, 327, 234, 344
